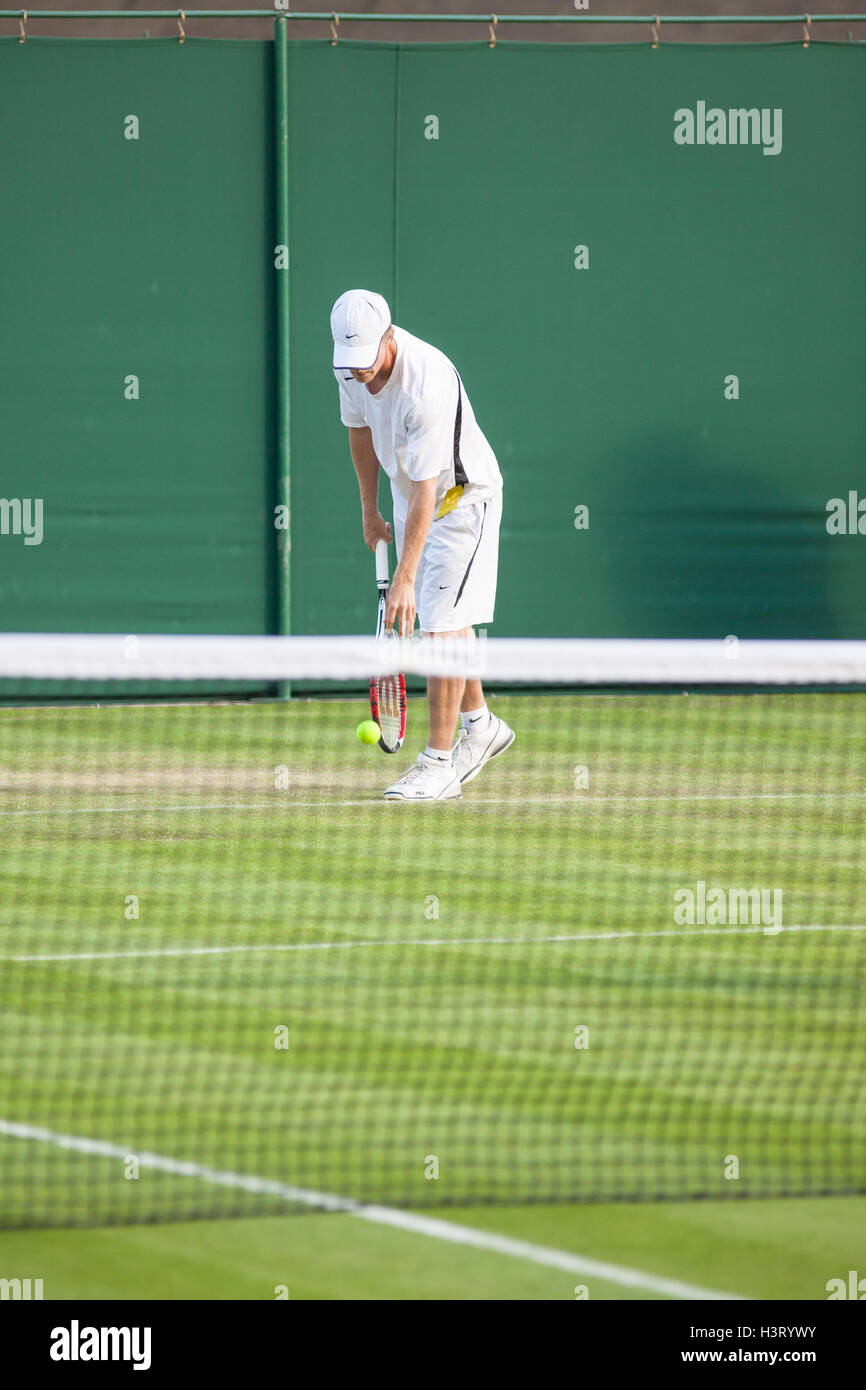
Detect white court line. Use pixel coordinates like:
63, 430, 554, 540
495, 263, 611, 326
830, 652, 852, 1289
2, 790, 866, 818
5, 923, 864, 964
0, 1119, 743, 1301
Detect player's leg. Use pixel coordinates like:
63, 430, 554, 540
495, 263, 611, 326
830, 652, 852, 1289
382, 631, 468, 802
383, 491, 510, 800
439, 492, 513, 784
382, 537, 464, 801
424, 635, 484, 746
430, 674, 466, 747
427, 632, 514, 785
427, 629, 473, 751
461, 677, 485, 715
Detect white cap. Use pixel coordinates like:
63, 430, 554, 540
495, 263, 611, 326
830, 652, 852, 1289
331, 289, 392, 369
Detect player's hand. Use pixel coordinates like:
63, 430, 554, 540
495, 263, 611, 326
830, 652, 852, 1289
385, 569, 416, 637
363, 512, 392, 552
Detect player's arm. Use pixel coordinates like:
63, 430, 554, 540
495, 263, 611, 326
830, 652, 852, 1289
386, 477, 436, 635
349, 426, 392, 552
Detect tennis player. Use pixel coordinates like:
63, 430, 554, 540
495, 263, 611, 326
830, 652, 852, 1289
331, 288, 513, 801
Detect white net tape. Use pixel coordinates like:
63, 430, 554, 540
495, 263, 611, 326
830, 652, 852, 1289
1, 633, 866, 684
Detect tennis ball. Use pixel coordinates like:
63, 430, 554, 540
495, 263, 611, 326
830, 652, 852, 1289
356, 719, 380, 746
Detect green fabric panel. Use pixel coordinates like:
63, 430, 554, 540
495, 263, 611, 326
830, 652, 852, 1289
0, 38, 275, 642
0, 39, 863, 648
286, 41, 398, 637
307, 41, 866, 638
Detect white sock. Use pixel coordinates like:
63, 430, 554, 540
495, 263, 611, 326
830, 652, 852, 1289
460, 703, 490, 734
424, 746, 452, 763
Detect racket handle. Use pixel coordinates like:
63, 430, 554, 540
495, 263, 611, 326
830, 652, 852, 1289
375, 538, 390, 586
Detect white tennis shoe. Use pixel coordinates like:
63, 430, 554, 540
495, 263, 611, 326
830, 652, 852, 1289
452, 714, 515, 786
384, 752, 462, 802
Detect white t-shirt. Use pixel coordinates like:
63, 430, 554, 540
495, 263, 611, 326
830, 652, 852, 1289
335, 325, 502, 519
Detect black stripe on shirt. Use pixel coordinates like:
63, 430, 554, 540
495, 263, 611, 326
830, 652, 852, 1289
453, 370, 468, 489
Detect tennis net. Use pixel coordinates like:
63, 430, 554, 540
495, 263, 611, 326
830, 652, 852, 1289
1, 633, 865, 1227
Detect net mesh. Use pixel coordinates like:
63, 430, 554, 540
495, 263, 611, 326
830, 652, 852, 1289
1, 635, 865, 1227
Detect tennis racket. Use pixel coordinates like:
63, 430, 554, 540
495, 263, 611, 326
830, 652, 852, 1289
369, 538, 407, 754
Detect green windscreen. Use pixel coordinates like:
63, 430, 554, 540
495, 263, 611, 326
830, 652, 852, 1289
1, 38, 863, 644
294, 40, 866, 639
0, 38, 276, 648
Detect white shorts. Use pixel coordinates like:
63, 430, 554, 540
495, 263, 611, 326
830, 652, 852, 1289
394, 488, 502, 634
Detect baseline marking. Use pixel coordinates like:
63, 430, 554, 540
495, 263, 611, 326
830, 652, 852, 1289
0, 1119, 743, 1301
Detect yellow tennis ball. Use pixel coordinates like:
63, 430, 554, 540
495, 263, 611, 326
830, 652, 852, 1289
356, 719, 380, 745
